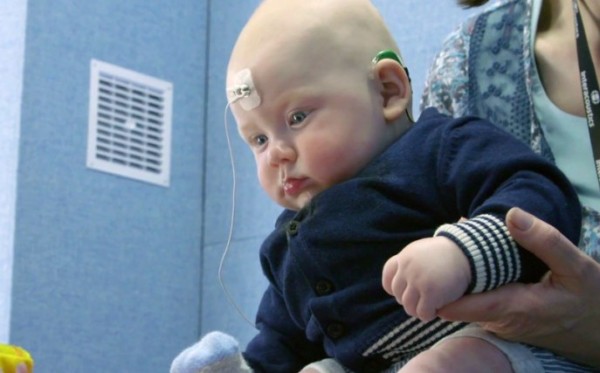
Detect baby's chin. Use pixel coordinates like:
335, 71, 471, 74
282, 191, 316, 211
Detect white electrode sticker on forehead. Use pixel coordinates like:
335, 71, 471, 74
227, 68, 261, 111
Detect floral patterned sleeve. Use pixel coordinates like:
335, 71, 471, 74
420, 19, 474, 117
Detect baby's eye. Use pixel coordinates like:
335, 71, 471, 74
288, 111, 309, 126
253, 134, 268, 147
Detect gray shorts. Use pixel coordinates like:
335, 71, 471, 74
306, 324, 597, 373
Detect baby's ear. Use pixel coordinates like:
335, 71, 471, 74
373, 59, 411, 122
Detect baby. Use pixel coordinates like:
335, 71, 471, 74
171, 0, 587, 372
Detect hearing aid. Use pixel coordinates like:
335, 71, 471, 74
372, 49, 411, 82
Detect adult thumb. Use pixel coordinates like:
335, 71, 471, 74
506, 207, 582, 276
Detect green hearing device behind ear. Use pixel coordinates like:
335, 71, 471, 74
373, 49, 401, 63
373, 49, 411, 82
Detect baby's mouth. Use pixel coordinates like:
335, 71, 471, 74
282, 177, 307, 196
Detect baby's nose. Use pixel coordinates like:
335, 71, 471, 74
267, 140, 296, 165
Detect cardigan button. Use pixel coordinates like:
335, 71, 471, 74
287, 220, 299, 236
326, 323, 345, 340
315, 280, 334, 296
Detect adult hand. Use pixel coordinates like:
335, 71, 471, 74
438, 207, 600, 367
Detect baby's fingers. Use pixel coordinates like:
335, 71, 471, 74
382, 256, 399, 295
415, 296, 438, 322
401, 285, 419, 317
402, 286, 437, 322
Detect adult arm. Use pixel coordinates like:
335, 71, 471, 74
438, 207, 600, 368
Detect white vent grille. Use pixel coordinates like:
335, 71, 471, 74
87, 59, 173, 187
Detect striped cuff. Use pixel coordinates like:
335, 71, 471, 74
434, 214, 521, 293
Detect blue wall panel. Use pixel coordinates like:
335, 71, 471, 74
11, 1, 208, 371
201, 0, 270, 348
0, 0, 28, 343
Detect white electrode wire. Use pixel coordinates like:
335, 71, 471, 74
219, 102, 256, 328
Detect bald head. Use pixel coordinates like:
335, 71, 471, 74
227, 0, 401, 88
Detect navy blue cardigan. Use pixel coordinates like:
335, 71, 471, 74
243, 108, 581, 372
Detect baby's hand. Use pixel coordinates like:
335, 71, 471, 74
382, 236, 470, 322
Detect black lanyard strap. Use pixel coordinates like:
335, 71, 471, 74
573, 0, 600, 188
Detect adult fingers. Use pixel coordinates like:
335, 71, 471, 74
505, 207, 584, 276
437, 282, 528, 323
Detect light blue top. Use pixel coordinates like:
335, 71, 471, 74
530, 0, 600, 211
